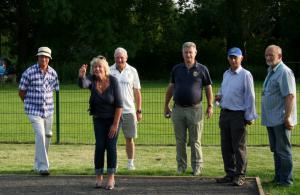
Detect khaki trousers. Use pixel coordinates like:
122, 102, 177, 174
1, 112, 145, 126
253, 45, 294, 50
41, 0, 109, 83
171, 104, 203, 173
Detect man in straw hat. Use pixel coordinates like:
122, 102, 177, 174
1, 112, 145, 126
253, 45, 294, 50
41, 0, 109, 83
19, 47, 59, 176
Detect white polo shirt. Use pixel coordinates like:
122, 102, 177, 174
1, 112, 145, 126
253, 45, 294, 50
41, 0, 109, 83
110, 63, 141, 114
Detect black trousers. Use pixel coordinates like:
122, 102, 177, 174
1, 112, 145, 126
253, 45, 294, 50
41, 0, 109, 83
219, 109, 247, 177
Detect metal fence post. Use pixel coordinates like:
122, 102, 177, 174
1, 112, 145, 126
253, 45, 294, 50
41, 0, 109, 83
56, 90, 60, 144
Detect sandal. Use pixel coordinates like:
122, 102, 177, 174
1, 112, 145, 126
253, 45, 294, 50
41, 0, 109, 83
105, 181, 115, 190
95, 180, 104, 189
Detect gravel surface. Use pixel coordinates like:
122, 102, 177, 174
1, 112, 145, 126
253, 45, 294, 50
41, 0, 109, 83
0, 175, 262, 195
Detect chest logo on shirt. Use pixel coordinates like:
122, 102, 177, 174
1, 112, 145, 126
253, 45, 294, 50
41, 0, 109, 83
193, 71, 199, 77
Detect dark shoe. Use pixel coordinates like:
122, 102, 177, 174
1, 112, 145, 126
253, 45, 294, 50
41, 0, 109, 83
271, 177, 278, 183
277, 182, 293, 187
233, 175, 245, 186
216, 175, 233, 183
39, 170, 50, 176
177, 167, 186, 174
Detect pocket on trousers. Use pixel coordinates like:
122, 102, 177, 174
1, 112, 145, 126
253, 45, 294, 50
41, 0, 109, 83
190, 107, 202, 124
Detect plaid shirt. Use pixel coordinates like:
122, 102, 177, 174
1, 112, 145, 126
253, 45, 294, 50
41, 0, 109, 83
19, 64, 59, 118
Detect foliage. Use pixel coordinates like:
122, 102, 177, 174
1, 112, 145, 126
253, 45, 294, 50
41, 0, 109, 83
0, 0, 300, 81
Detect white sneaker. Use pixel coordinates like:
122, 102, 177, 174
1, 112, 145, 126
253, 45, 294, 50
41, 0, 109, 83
127, 164, 136, 170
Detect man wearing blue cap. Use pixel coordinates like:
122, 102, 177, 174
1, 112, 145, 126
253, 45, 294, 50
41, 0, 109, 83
215, 47, 257, 186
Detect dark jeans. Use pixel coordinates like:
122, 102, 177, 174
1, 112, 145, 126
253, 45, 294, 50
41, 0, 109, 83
219, 110, 247, 177
93, 117, 118, 175
267, 124, 293, 185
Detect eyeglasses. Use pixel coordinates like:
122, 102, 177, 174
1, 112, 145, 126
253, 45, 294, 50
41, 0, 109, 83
97, 55, 106, 60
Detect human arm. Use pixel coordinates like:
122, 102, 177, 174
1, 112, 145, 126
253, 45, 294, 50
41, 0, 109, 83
214, 80, 223, 107
78, 64, 91, 88
108, 107, 123, 138
244, 72, 257, 125
280, 69, 297, 130
205, 85, 213, 118
18, 70, 29, 102
18, 90, 26, 102
134, 88, 142, 122
108, 77, 123, 138
284, 94, 295, 130
164, 83, 174, 118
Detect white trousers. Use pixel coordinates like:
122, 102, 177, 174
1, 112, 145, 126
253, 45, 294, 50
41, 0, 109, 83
28, 115, 53, 171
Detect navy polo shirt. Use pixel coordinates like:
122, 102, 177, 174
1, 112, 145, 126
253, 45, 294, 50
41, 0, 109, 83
171, 62, 212, 106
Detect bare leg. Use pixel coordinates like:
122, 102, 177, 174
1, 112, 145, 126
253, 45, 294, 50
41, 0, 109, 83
126, 138, 135, 170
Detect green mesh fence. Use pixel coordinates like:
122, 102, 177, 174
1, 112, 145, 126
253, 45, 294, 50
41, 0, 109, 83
0, 82, 299, 145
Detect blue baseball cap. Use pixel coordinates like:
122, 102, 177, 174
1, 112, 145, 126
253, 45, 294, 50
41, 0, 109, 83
227, 47, 242, 57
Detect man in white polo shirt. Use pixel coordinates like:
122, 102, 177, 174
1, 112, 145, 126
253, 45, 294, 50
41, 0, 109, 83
110, 47, 142, 170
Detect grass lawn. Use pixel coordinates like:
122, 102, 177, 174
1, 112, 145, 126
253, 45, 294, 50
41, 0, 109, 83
0, 81, 299, 195
0, 144, 299, 195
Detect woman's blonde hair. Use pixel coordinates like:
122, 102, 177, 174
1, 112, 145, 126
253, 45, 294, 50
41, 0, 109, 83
90, 55, 110, 76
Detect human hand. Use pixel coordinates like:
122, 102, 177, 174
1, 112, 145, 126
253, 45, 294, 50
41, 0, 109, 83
215, 95, 221, 102
164, 107, 172, 119
79, 64, 88, 78
108, 123, 118, 138
284, 117, 294, 130
206, 106, 213, 118
245, 120, 254, 126
136, 112, 142, 122
214, 95, 221, 106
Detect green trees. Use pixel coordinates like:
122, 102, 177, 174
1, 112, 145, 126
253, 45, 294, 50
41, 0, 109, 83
0, 0, 299, 81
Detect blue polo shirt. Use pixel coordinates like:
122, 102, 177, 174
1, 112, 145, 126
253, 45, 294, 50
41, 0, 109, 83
171, 62, 212, 106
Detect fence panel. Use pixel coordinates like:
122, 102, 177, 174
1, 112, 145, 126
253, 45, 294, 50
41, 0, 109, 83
0, 82, 299, 145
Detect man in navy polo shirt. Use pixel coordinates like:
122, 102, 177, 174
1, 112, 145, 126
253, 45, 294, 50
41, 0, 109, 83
164, 42, 213, 176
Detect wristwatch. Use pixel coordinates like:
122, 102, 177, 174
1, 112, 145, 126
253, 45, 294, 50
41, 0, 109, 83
136, 109, 142, 114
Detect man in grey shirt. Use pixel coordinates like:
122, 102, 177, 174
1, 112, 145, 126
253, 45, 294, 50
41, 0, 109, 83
215, 47, 257, 186
262, 45, 297, 187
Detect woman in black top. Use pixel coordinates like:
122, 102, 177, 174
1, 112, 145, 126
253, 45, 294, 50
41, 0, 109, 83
78, 56, 123, 190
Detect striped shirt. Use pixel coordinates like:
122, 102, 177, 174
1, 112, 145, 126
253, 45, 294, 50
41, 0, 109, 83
19, 64, 59, 118
261, 62, 297, 126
